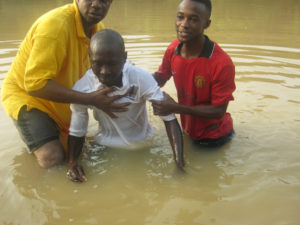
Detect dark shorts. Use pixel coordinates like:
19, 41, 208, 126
13, 106, 59, 153
193, 129, 235, 148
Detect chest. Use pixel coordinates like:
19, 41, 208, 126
171, 56, 212, 103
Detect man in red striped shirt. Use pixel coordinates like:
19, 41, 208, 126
152, 0, 235, 147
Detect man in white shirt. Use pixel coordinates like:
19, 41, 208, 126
67, 29, 184, 182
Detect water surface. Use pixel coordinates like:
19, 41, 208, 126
0, 0, 300, 224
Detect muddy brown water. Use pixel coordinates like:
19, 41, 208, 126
0, 0, 300, 224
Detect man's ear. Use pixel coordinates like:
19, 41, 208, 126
88, 49, 93, 64
205, 19, 211, 29
124, 51, 128, 61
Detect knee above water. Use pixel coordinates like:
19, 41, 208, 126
37, 149, 65, 169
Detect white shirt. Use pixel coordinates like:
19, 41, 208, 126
69, 61, 175, 148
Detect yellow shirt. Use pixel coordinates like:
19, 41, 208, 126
1, 0, 104, 136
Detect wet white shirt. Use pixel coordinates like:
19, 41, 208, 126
69, 61, 175, 148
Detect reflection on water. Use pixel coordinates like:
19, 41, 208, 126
0, 40, 20, 87
1, 0, 300, 224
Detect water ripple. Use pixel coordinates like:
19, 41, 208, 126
0, 40, 20, 81
218, 44, 300, 93
0, 39, 299, 109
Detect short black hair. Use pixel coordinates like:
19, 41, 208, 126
90, 29, 125, 54
190, 0, 212, 16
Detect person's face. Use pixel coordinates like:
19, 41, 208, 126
90, 47, 127, 87
175, 0, 211, 43
77, 0, 112, 26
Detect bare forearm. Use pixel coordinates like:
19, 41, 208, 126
153, 73, 167, 87
152, 92, 228, 120
28, 80, 91, 105
164, 119, 184, 168
67, 135, 85, 166
173, 103, 228, 119
29, 80, 130, 118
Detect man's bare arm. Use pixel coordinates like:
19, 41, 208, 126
163, 119, 184, 169
28, 80, 130, 118
152, 92, 228, 119
66, 135, 86, 182
153, 73, 167, 88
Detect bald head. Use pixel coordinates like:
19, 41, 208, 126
90, 29, 125, 56
89, 29, 127, 87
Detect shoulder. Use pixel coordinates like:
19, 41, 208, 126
208, 43, 235, 81
73, 69, 98, 93
166, 39, 180, 54
124, 61, 157, 88
31, 4, 75, 40
211, 42, 234, 68
124, 61, 152, 80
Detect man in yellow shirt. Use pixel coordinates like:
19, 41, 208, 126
1, 0, 129, 169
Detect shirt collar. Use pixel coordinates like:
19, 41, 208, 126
73, 0, 98, 39
174, 35, 215, 58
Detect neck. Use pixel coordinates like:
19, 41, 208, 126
82, 19, 94, 38
181, 35, 206, 59
81, 16, 94, 38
